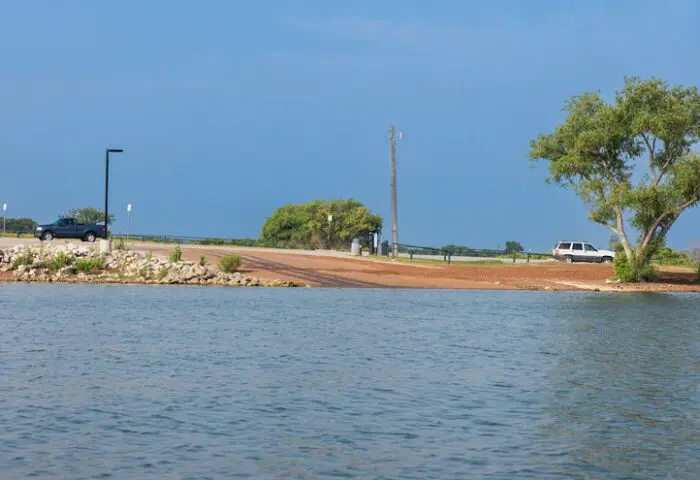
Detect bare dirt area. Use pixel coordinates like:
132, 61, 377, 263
143, 244, 700, 291
3, 239, 698, 291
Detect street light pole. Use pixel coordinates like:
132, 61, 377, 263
104, 148, 123, 238
2, 203, 6, 239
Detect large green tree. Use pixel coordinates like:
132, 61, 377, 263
63, 207, 115, 225
260, 199, 382, 250
530, 77, 700, 281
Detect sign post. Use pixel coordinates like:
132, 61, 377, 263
327, 214, 333, 250
127, 204, 132, 243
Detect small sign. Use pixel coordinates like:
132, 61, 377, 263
2, 203, 6, 212
328, 215, 333, 223
127, 204, 132, 212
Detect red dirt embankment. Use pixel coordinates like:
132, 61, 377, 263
149, 245, 700, 291
3, 239, 697, 291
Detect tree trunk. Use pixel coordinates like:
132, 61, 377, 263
615, 208, 634, 260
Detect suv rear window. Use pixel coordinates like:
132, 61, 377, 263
558, 242, 571, 249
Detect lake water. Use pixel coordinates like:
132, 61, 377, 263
1, 285, 699, 479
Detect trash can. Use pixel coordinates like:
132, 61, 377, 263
379, 240, 389, 256
351, 238, 362, 256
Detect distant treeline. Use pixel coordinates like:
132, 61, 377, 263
400, 241, 525, 257
196, 238, 258, 247
399, 244, 504, 256
2, 217, 38, 232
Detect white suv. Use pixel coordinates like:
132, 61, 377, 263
552, 241, 615, 264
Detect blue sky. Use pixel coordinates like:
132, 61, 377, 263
2, 0, 700, 251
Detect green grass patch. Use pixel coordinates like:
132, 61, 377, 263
387, 257, 512, 266
460, 259, 512, 266
74, 257, 106, 274
496, 253, 551, 260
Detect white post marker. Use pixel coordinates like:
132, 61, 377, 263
127, 204, 132, 243
327, 214, 333, 250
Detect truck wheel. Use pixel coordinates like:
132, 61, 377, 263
601, 256, 613, 263
564, 255, 574, 264
85, 232, 96, 243
42, 231, 54, 241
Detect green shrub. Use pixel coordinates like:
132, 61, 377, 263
139, 266, 150, 279
613, 252, 633, 281
75, 257, 106, 274
639, 265, 659, 282
614, 251, 659, 283
146, 250, 153, 261
48, 252, 72, 272
653, 247, 694, 266
199, 255, 207, 266
218, 255, 241, 273
11, 251, 36, 270
157, 268, 168, 280
170, 245, 182, 263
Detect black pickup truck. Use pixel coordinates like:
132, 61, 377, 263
34, 218, 107, 242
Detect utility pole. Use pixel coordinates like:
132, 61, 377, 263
390, 125, 401, 259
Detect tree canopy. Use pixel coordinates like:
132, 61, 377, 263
504, 241, 524, 254
259, 199, 382, 250
63, 207, 114, 225
530, 77, 700, 281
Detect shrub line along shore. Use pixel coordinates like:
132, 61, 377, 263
1, 240, 698, 291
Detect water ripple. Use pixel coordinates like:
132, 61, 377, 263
1, 286, 699, 479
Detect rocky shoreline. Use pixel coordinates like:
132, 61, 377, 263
0, 243, 296, 287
